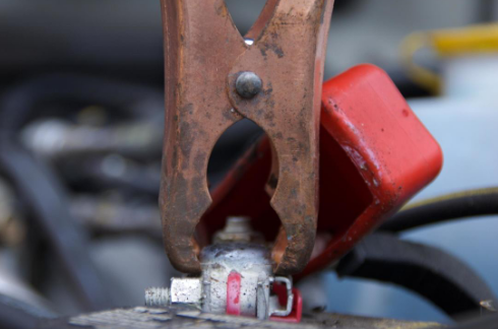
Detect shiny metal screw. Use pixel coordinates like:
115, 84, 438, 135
481, 299, 496, 312
145, 287, 170, 307
236, 72, 262, 99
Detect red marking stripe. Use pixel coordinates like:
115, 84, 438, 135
226, 271, 241, 315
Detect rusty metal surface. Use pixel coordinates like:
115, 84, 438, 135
52, 307, 442, 329
304, 312, 442, 329
159, 0, 334, 274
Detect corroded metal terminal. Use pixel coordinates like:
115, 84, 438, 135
145, 218, 295, 320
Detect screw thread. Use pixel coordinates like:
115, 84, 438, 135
145, 287, 170, 306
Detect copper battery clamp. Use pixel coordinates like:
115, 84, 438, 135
159, 0, 334, 274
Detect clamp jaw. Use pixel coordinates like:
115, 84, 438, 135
160, 0, 334, 275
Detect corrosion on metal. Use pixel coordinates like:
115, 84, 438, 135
159, 0, 335, 274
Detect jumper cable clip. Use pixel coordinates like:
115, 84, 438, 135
159, 0, 334, 275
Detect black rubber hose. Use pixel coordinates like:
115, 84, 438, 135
0, 294, 56, 329
0, 75, 149, 310
379, 188, 498, 233
337, 233, 496, 318
0, 143, 111, 311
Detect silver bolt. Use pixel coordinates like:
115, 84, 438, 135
214, 216, 264, 243
225, 216, 252, 233
145, 287, 170, 307
235, 72, 262, 99
481, 300, 496, 312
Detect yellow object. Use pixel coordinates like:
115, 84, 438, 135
433, 23, 498, 56
400, 23, 498, 94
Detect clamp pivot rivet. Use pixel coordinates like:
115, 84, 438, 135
236, 72, 262, 99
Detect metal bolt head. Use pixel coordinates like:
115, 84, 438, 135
225, 216, 252, 233
235, 72, 262, 99
214, 216, 264, 243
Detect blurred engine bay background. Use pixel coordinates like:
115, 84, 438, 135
1, 0, 498, 324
